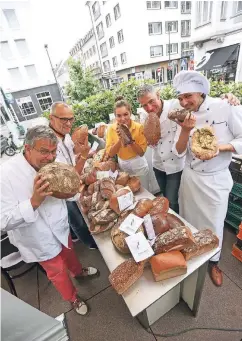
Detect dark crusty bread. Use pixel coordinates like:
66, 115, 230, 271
166, 213, 185, 229
109, 259, 145, 295
182, 229, 219, 260
153, 226, 195, 254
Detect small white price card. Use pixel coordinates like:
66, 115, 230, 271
117, 190, 134, 211
90, 141, 99, 152
143, 214, 156, 241
109, 170, 118, 180
119, 213, 144, 236
125, 232, 154, 262
96, 171, 110, 180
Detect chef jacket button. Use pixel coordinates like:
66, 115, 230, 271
203, 160, 205, 162
202, 170, 204, 172
206, 120, 208, 123
168, 131, 170, 133
170, 150, 172, 152
171, 159, 174, 161
169, 141, 171, 143
193, 158, 195, 160
207, 108, 209, 110
163, 160, 165, 162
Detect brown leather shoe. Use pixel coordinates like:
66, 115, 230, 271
210, 264, 223, 287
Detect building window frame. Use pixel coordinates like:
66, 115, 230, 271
103, 60, 110, 72
150, 45, 163, 57
181, 1, 191, 14
181, 20, 191, 37
165, 21, 178, 33
114, 3, 121, 20
109, 36, 115, 48
35, 91, 53, 112
92, 1, 101, 21
148, 22, 162, 35
166, 43, 178, 55
220, 1, 227, 20
106, 13, 112, 27
117, 29, 124, 43
146, 1, 161, 10
112, 56, 118, 67
96, 22, 104, 40
100, 42, 108, 58
16, 96, 36, 117
196, 1, 213, 28
164, 1, 178, 9
120, 52, 127, 64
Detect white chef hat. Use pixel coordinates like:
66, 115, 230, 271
173, 70, 210, 95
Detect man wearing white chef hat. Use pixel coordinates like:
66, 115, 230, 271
172, 70, 242, 287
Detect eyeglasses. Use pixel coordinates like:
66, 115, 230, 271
33, 147, 57, 156
52, 115, 74, 123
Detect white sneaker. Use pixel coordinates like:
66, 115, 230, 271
76, 267, 100, 279
72, 298, 88, 315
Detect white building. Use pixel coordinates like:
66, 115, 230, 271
85, 0, 194, 86
191, 1, 242, 82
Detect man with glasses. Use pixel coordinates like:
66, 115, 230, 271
49, 102, 97, 249
1, 125, 98, 315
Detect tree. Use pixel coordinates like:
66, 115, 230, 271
65, 57, 101, 102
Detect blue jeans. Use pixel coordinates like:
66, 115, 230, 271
153, 168, 182, 214
66, 201, 97, 248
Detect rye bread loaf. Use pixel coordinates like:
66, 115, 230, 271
117, 123, 133, 146
127, 176, 141, 193
92, 208, 118, 225
71, 125, 88, 145
166, 213, 185, 229
38, 162, 80, 199
94, 160, 117, 172
110, 187, 134, 214
111, 224, 144, 254
115, 172, 130, 186
89, 220, 116, 235
100, 178, 116, 200
109, 259, 145, 295
151, 213, 171, 236
87, 181, 100, 195
97, 125, 106, 138
191, 127, 218, 160
168, 109, 190, 122
149, 197, 169, 215
144, 112, 161, 146
133, 199, 153, 218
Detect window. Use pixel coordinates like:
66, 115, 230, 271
150, 45, 163, 57
181, 41, 190, 51
152, 67, 164, 83
166, 43, 178, 55
106, 14, 112, 27
25, 65, 38, 80
120, 52, 127, 64
89, 48, 93, 57
92, 1, 101, 20
146, 1, 161, 9
8, 67, 22, 84
92, 45, 96, 54
181, 20, 191, 37
236, 1, 242, 13
100, 42, 108, 58
165, 21, 178, 33
16, 97, 36, 116
15, 39, 29, 57
103, 60, 110, 72
164, 1, 178, 8
114, 4, 121, 20
148, 22, 162, 35
117, 29, 124, 43
0, 41, 13, 60
96, 22, 104, 40
86, 50, 89, 59
109, 36, 115, 48
3, 9, 20, 29
196, 1, 213, 27
181, 1, 191, 13
36, 92, 52, 111
220, 1, 227, 19
112, 56, 118, 67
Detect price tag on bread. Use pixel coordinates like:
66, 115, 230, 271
109, 169, 118, 180
119, 213, 144, 235
125, 232, 154, 262
143, 214, 156, 241
117, 188, 134, 211
97, 171, 110, 180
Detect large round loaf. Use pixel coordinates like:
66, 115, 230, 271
133, 199, 153, 217
127, 176, 141, 193
191, 126, 218, 160
168, 109, 190, 122
94, 160, 117, 172
149, 197, 169, 215
109, 188, 134, 214
115, 172, 129, 186
111, 224, 144, 254
151, 213, 170, 236
71, 125, 88, 145
38, 162, 80, 199
144, 112, 161, 146
167, 213, 185, 229
117, 124, 133, 146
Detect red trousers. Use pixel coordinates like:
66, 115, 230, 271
39, 235, 82, 302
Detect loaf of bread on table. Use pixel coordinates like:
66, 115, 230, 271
150, 251, 187, 281
182, 229, 219, 261
109, 259, 145, 295
153, 226, 195, 254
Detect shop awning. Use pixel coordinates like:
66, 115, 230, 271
196, 44, 239, 71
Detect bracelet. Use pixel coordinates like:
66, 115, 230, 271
80, 155, 87, 160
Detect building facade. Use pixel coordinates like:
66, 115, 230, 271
191, 1, 242, 82
85, 0, 194, 85
0, 0, 61, 123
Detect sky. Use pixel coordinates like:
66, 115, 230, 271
29, 0, 92, 65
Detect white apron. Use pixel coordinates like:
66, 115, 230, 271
118, 155, 149, 190
179, 167, 233, 262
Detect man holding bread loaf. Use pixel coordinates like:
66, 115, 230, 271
49, 102, 97, 249
1, 125, 98, 315
172, 70, 242, 287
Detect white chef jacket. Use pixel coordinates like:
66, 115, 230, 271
55, 134, 76, 166
173, 96, 242, 171
0, 154, 70, 263
152, 99, 185, 174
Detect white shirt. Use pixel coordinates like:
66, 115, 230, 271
173, 96, 242, 173
0, 154, 70, 263
152, 99, 186, 175
55, 134, 76, 166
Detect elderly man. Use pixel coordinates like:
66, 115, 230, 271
172, 71, 242, 286
49, 102, 97, 249
137, 84, 240, 214
1, 125, 98, 315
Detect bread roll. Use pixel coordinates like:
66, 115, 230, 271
109, 259, 145, 295
127, 176, 141, 193
133, 199, 153, 218
38, 162, 80, 199
115, 172, 129, 186
150, 251, 187, 281
153, 226, 195, 254
182, 229, 219, 261
149, 197, 169, 215
166, 213, 185, 229
100, 178, 116, 200
109, 188, 134, 214
151, 213, 170, 236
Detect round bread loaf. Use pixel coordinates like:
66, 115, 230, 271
149, 197, 169, 215
191, 126, 218, 160
100, 178, 116, 200
111, 224, 144, 254
38, 162, 80, 199
109, 188, 134, 214
167, 213, 185, 229
97, 125, 106, 138
133, 199, 153, 217
85, 170, 97, 185
94, 160, 117, 172
151, 213, 170, 236
71, 125, 88, 144
168, 109, 190, 122
144, 112, 161, 146
127, 176, 141, 193
115, 172, 129, 186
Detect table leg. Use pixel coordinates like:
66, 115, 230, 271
181, 261, 208, 316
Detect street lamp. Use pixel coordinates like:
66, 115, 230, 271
44, 44, 65, 102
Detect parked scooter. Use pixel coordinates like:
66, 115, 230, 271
4, 132, 23, 156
